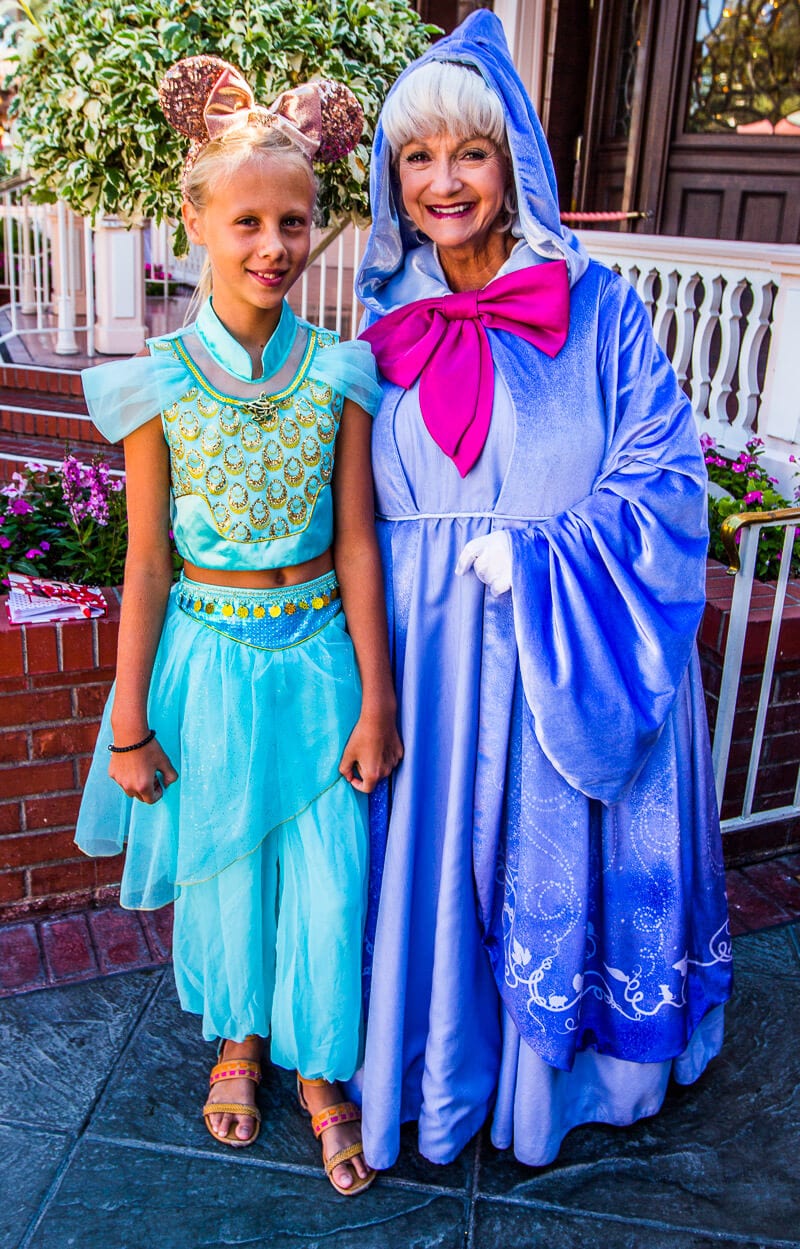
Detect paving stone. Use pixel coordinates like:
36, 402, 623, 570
0, 923, 45, 994
0, 970, 161, 1133
743, 858, 800, 916
725, 871, 790, 933
475, 965, 800, 1243
39, 912, 98, 982
88, 906, 151, 974
732, 923, 800, 978
472, 1199, 785, 1248
140, 904, 173, 962
389, 1120, 475, 1189
0, 1124, 71, 1249
28, 1138, 468, 1249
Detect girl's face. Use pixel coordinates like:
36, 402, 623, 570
397, 132, 507, 258
183, 152, 314, 328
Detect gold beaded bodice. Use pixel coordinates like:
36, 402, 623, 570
151, 326, 344, 571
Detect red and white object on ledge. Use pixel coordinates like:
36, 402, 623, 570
5, 573, 107, 624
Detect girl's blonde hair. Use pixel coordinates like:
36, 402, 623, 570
184, 125, 318, 312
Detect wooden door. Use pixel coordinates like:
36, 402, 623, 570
579, 0, 800, 241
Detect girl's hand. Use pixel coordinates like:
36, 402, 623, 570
339, 711, 403, 794
108, 737, 178, 804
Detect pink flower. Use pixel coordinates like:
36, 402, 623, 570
0, 535, 10, 549
743, 490, 763, 505
699, 433, 715, 451
25, 548, 44, 559
10, 497, 33, 515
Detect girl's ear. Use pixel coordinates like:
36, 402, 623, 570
182, 199, 204, 246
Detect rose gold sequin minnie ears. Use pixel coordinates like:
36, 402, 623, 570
158, 55, 364, 191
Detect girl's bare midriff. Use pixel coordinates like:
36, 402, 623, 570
182, 547, 334, 590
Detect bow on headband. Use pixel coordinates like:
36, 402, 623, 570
159, 55, 363, 177
361, 261, 570, 477
203, 65, 328, 162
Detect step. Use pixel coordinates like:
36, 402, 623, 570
0, 362, 84, 399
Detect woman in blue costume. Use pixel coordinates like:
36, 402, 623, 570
354, 11, 733, 1169
75, 56, 401, 1196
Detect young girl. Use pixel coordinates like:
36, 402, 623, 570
75, 55, 401, 1197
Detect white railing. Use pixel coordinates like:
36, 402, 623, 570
0, 181, 95, 356
711, 510, 800, 833
581, 231, 800, 498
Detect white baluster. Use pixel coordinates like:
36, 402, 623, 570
735, 277, 773, 434
708, 276, 745, 429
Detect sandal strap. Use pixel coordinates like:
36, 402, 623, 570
209, 1059, 261, 1086
324, 1141, 367, 1176
202, 1100, 262, 1122
310, 1101, 361, 1139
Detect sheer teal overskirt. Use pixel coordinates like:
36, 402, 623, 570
75, 575, 368, 1068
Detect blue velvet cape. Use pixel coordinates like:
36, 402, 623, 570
357, 10, 732, 1076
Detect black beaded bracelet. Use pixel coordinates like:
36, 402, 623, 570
107, 729, 156, 754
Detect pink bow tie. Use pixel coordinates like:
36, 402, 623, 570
361, 260, 570, 476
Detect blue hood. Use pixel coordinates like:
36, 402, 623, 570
357, 9, 589, 317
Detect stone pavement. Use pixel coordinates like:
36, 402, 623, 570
1, 913, 799, 1249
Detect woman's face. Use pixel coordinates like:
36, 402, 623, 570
397, 133, 507, 258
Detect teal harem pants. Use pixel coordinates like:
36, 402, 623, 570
75, 570, 368, 1082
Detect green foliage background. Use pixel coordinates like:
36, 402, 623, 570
5, 0, 435, 236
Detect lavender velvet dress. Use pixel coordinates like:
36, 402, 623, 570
351, 10, 733, 1170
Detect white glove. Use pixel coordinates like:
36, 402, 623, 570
454, 530, 513, 597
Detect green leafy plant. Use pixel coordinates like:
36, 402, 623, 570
0, 457, 128, 586
703, 434, 800, 580
3, 0, 435, 249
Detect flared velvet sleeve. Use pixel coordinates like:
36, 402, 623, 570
82, 354, 192, 443
508, 281, 709, 804
309, 339, 383, 416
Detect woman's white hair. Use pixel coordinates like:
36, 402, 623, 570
381, 60, 508, 153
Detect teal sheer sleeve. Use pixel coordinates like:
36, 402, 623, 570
81, 354, 191, 443
308, 338, 383, 416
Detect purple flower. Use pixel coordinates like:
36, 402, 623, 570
10, 497, 33, 515
743, 490, 763, 505
25, 548, 44, 559
0, 535, 10, 549
699, 433, 715, 451
40, 541, 50, 551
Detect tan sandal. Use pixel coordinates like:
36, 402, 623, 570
202, 1038, 262, 1148
297, 1074, 376, 1196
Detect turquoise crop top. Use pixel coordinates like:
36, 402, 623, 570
82, 300, 382, 571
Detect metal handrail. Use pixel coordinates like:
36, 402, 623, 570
720, 507, 800, 572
